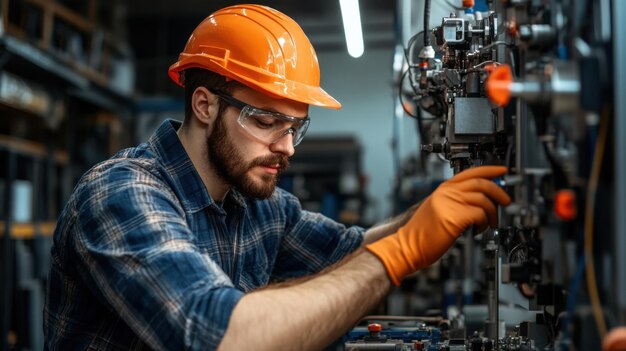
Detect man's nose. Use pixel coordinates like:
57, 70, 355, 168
269, 131, 295, 157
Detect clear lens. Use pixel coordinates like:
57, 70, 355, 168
212, 90, 310, 146
238, 106, 309, 146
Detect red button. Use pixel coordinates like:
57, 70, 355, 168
554, 189, 577, 221
368, 323, 382, 332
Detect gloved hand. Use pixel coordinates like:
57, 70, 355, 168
367, 166, 511, 286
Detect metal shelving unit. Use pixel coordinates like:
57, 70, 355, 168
0, 1, 135, 349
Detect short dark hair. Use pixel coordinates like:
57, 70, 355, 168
182, 68, 241, 123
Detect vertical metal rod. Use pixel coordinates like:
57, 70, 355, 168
487, 275, 497, 335
495, 245, 500, 350
463, 230, 473, 308
514, 104, 524, 228
613, 0, 626, 319
485, 240, 499, 344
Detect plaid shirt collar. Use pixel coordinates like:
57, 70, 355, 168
149, 119, 247, 213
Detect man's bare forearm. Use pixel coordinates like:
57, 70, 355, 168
217, 249, 391, 351
362, 201, 422, 244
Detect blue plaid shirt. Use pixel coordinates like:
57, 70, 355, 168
44, 119, 364, 350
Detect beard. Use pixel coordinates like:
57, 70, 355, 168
206, 115, 289, 199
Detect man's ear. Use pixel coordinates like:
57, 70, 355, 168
191, 87, 219, 126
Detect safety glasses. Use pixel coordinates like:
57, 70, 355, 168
210, 90, 310, 146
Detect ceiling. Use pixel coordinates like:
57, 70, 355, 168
123, 0, 397, 95
125, 0, 397, 51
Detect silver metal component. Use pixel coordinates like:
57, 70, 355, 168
502, 174, 524, 186
442, 17, 465, 43
573, 37, 592, 57
599, 0, 612, 41
518, 24, 556, 45
509, 80, 546, 102
505, 203, 523, 216
507, 61, 581, 115
449, 144, 470, 154
549, 61, 581, 114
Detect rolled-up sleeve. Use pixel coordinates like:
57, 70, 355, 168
70, 161, 242, 350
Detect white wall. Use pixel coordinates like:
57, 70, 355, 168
311, 48, 420, 223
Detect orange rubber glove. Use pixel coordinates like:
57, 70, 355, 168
367, 166, 511, 286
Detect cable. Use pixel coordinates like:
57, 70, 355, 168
397, 69, 437, 121
507, 242, 527, 262
403, 30, 425, 97
481, 41, 510, 52
406, 31, 425, 57
482, 41, 510, 55
478, 40, 516, 76
471, 60, 502, 69
398, 70, 418, 118
403, 31, 427, 97
424, 0, 431, 47
584, 109, 609, 339
414, 104, 428, 173
399, 26, 438, 170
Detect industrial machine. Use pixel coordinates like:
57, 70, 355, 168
345, 0, 626, 349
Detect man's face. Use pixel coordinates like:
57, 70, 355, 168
206, 87, 308, 199
206, 113, 290, 198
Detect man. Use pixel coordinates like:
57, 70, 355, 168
44, 4, 510, 351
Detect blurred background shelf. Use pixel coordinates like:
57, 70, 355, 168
0, 135, 68, 164
0, 0, 135, 349
1, 0, 134, 96
0, 221, 55, 239
279, 136, 369, 226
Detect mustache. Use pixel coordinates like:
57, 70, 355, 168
248, 154, 290, 171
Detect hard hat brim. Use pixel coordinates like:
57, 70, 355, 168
169, 56, 342, 110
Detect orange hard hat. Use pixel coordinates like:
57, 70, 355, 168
168, 4, 341, 109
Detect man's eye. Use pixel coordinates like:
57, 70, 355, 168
252, 116, 275, 129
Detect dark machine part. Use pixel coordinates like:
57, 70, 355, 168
418, 10, 508, 171
501, 228, 542, 288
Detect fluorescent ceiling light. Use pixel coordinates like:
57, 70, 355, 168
339, 0, 364, 58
